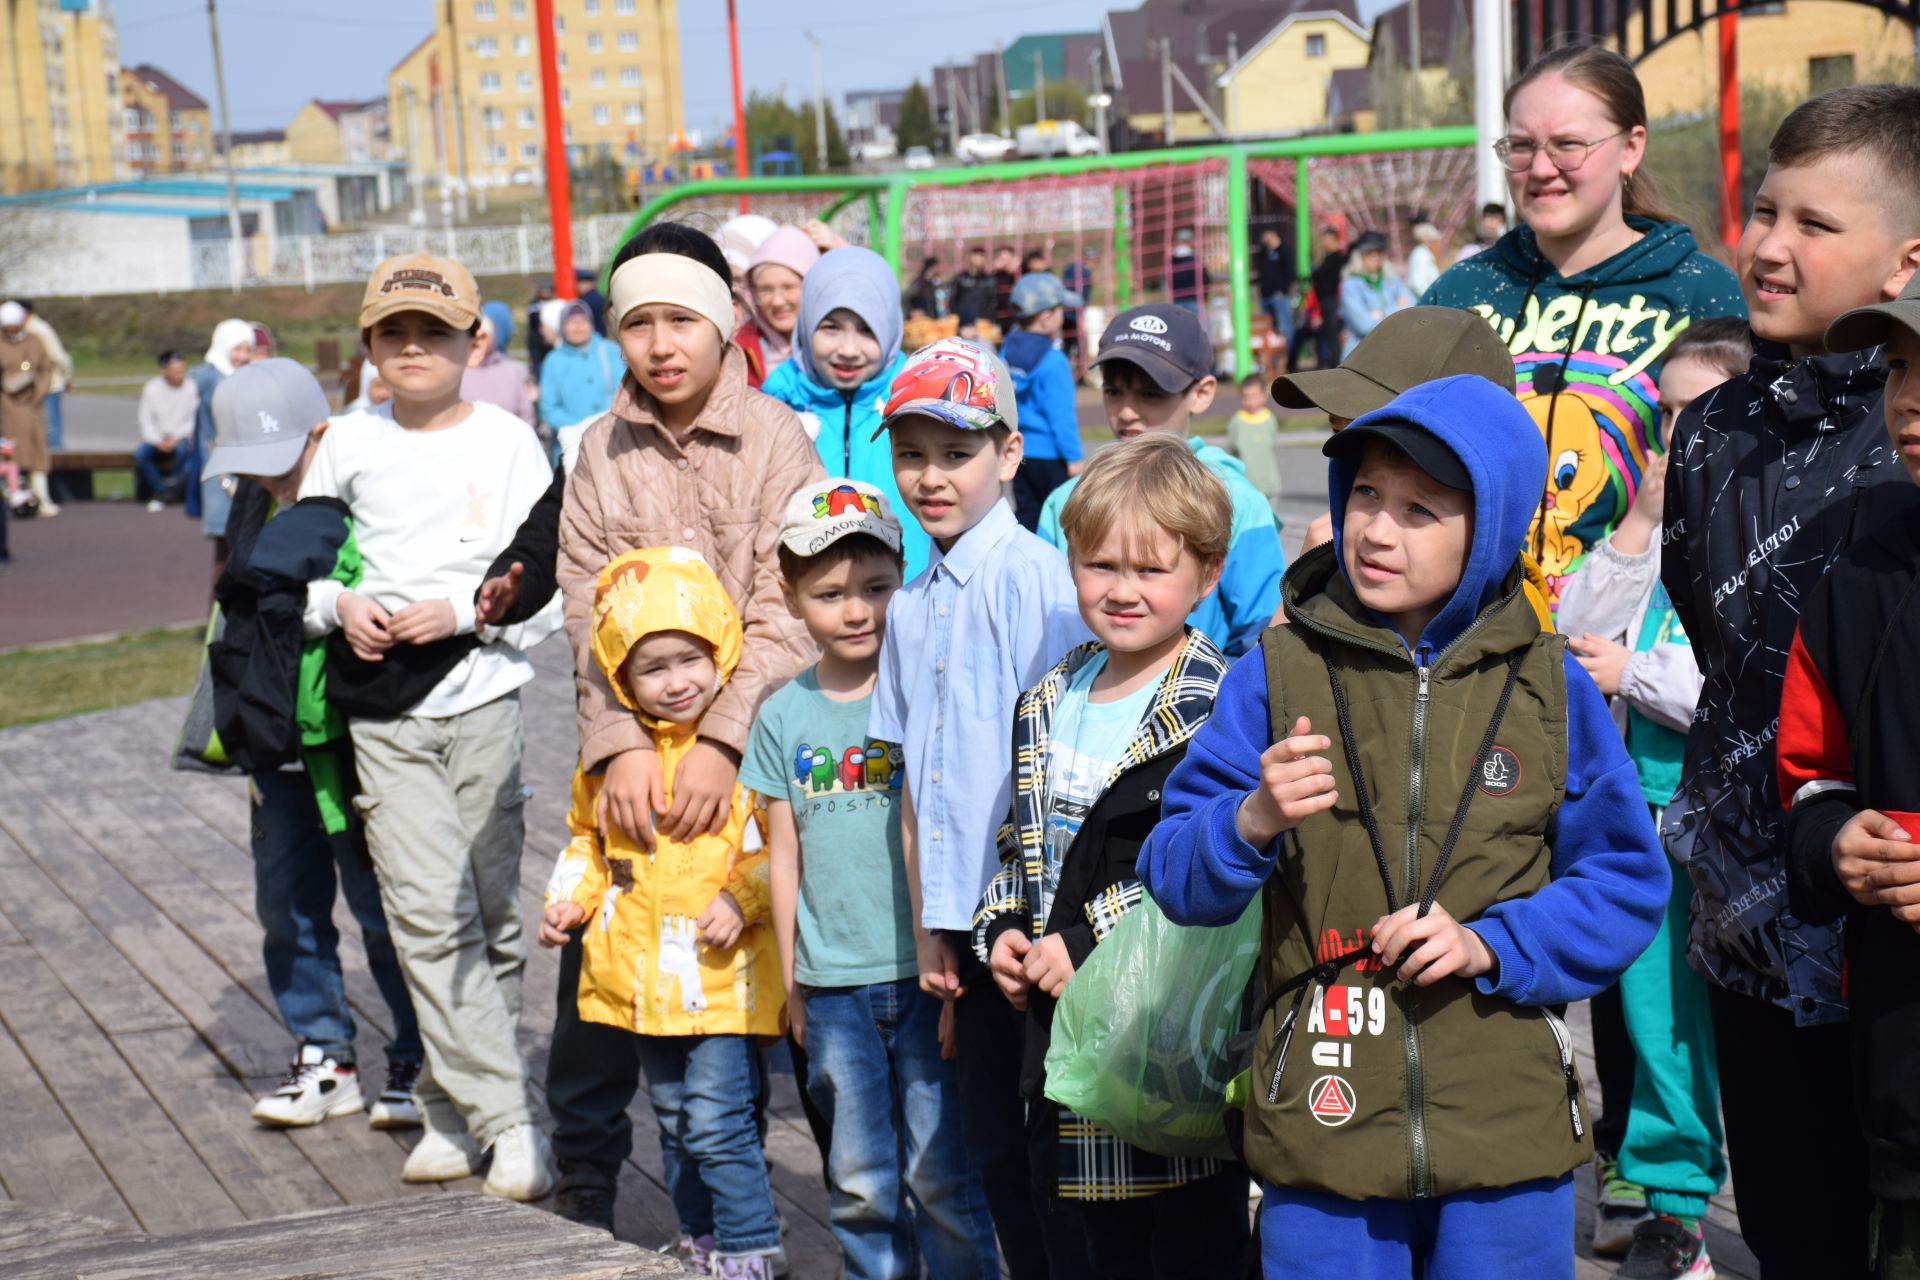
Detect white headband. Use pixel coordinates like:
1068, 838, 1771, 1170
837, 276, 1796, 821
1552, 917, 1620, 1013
608, 254, 737, 341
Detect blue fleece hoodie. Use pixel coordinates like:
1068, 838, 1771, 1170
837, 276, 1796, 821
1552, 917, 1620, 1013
1000, 328, 1082, 464
1140, 375, 1666, 1008
761, 247, 930, 579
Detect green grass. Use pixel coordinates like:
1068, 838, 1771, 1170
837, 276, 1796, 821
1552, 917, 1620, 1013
0, 626, 203, 730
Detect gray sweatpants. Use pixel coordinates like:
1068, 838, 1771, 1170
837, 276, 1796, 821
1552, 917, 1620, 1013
350, 692, 534, 1146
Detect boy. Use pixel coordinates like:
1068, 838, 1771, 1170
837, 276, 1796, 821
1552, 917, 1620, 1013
1140, 375, 1667, 1275
198, 359, 420, 1133
744, 479, 997, 1280
869, 338, 1094, 1279
541, 547, 784, 1278
1038, 303, 1283, 657
953, 246, 998, 334
1779, 274, 1920, 1279
1226, 372, 1281, 518
1002, 271, 1085, 532
301, 252, 561, 1199
1661, 84, 1920, 1275
974, 435, 1249, 1276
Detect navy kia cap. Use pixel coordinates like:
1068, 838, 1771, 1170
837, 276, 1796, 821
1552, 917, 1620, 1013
1092, 302, 1213, 392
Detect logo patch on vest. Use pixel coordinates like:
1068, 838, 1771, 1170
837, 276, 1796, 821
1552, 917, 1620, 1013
1477, 745, 1522, 797
1307, 1074, 1356, 1127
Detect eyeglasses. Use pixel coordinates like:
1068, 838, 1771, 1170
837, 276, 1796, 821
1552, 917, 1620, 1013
1492, 130, 1626, 173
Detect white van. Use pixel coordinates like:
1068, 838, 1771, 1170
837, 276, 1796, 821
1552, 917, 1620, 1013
1015, 119, 1104, 158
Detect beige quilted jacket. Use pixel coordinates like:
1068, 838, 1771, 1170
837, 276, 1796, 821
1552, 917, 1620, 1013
557, 345, 825, 771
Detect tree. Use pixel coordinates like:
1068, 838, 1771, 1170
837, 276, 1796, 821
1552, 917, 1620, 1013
988, 80, 1089, 132
898, 80, 936, 150
744, 88, 848, 173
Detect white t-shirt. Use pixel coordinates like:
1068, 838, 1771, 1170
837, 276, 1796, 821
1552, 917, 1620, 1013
301, 398, 560, 718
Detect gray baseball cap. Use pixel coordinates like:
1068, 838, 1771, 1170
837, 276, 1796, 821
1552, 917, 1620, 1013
203, 358, 332, 480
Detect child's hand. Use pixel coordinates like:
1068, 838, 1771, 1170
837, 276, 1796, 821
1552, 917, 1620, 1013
988, 930, 1034, 1009
338, 591, 394, 661
1569, 634, 1630, 697
917, 930, 965, 1000
388, 599, 458, 644
1831, 809, 1920, 919
1237, 716, 1338, 848
539, 901, 585, 948
476, 561, 525, 626
937, 995, 958, 1061
801, 219, 843, 252
785, 983, 806, 1048
697, 890, 746, 949
1370, 902, 1496, 986
1629, 451, 1668, 523
598, 748, 663, 850
1021, 934, 1075, 999
1304, 512, 1335, 552
663, 741, 739, 840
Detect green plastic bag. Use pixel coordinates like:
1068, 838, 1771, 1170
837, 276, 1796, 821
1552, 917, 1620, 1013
1043, 894, 1262, 1159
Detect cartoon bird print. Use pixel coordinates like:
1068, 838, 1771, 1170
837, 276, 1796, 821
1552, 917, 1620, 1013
1524, 395, 1613, 607
864, 740, 891, 787
839, 747, 866, 791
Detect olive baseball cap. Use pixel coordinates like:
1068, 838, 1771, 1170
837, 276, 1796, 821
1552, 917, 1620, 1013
1273, 306, 1515, 421
359, 252, 481, 330
1826, 273, 1920, 353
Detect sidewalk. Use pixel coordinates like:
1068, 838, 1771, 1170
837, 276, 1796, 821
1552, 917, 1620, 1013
1, 503, 212, 649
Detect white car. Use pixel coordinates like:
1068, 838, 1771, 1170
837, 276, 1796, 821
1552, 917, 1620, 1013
903, 145, 935, 170
956, 132, 1016, 164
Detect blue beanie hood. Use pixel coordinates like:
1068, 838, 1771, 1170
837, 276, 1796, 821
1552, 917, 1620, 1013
481, 300, 514, 351
790, 247, 905, 388
1326, 374, 1547, 654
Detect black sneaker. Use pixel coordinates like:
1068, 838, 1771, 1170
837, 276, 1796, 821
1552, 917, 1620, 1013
553, 1181, 616, 1233
369, 1057, 422, 1129
1618, 1214, 1715, 1279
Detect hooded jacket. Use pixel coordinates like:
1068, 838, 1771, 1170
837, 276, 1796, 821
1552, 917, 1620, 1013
1141, 375, 1666, 1200
1000, 328, 1083, 466
759, 247, 930, 579
546, 547, 780, 1038
1663, 341, 1901, 1023
1778, 484, 1920, 1196
1422, 218, 1745, 611
538, 304, 624, 429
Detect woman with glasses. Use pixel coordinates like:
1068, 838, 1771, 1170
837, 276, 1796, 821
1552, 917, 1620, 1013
735, 224, 824, 388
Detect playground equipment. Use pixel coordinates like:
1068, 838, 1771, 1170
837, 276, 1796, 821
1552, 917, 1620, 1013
614, 127, 1475, 381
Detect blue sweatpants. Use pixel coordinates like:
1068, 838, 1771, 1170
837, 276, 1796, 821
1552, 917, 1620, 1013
1258, 1174, 1574, 1279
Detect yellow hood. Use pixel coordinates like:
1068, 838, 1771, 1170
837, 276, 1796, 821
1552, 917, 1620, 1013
591, 547, 743, 719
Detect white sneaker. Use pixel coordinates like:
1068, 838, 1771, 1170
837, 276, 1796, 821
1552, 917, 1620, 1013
146, 498, 166, 513
250, 1045, 365, 1127
401, 1123, 484, 1183
483, 1123, 554, 1201
368, 1058, 422, 1130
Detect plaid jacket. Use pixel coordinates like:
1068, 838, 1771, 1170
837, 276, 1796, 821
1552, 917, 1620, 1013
970, 629, 1235, 1200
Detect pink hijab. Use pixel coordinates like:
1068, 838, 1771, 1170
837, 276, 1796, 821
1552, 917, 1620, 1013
743, 225, 821, 369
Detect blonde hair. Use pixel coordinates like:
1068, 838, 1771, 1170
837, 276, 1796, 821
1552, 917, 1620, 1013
1060, 434, 1231, 573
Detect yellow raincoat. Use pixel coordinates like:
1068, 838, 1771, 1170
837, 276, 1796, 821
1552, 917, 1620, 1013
545, 546, 781, 1037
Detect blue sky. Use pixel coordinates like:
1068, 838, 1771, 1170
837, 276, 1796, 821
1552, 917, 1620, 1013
117, 0, 1121, 136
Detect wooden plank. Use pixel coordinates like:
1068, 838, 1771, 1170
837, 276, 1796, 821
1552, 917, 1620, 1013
112, 1027, 345, 1221
0, 903, 23, 946
270, 1093, 443, 1207
0, 948, 243, 1233
0, 1201, 140, 1258
0, 1019, 135, 1228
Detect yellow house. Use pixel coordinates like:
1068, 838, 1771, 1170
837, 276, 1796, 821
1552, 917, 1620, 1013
286, 99, 388, 165
0, 0, 122, 192
121, 64, 212, 175
222, 129, 289, 168
1217, 2, 1373, 135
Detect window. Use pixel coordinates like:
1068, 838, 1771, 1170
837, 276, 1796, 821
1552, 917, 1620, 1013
1305, 33, 1326, 56
552, 14, 564, 33
561, 88, 571, 107
589, 67, 606, 86
479, 71, 502, 91
482, 107, 504, 128
617, 30, 638, 51
516, 70, 533, 90
563, 122, 574, 141
521, 140, 539, 160
518, 105, 535, 126
513, 35, 529, 55
475, 35, 498, 56
1810, 54, 1855, 94
616, 0, 635, 12
509, 0, 524, 13
593, 104, 609, 124
620, 66, 641, 87
584, 0, 601, 13
623, 102, 642, 124
586, 31, 603, 52
473, 0, 494, 17
557, 51, 568, 71
487, 142, 508, 162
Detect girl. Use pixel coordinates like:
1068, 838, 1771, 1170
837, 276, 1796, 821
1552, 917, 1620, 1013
538, 299, 623, 432
186, 317, 257, 551
735, 225, 820, 386
1339, 231, 1415, 356
463, 301, 537, 430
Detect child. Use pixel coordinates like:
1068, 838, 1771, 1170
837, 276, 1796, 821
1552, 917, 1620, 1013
552, 222, 823, 1226
868, 337, 1094, 1277
1779, 274, 1920, 1279
198, 359, 421, 1134
1038, 302, 1283, 658
299, 252, 560, 1200
538, 299, 623, 431
1227, 372, 1281, 518
1338, 230, 1415, 357
973, 435, 1249, 1276
1660, 84, 1920, 1275
541, 547, 783, 1279
760, 246, 931, 579
1557, 319, 1749, 1276
743, 479, 998, 1280
1141, 374, 1667, 1275
1001, 271, 1086, 532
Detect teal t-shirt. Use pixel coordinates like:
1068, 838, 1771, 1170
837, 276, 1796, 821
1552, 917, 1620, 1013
1624, 582, 1689, 807
1040, 654, 1159, 923
741, 667, 918, 987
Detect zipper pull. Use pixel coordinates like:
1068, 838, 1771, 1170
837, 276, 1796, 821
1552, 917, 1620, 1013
1416, 662, 1431, 704
1266, 1003, 1300, 1104
1565, 1064, 1585, 1139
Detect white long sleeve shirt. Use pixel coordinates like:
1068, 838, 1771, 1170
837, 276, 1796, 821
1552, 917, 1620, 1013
137, 375, 199, 446
299, 399, 561, 718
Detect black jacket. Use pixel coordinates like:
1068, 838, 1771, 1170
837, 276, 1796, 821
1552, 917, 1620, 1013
480, 462, 564, 627
1662, 340, 1900, 1022
1256, 242, 1295, 297
952, 269, 997, 327
1780, 484, 1920, 1196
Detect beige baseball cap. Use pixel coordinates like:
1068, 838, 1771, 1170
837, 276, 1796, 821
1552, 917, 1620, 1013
359, 252, 481, 330
777, 478, 903, 559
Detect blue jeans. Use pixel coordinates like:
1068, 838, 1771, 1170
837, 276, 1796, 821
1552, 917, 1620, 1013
252, 769, 419, 1067
802, 979, 999, 1280
635, 1034, 782, 1254
133, 442, 185, 502
1261, 292, 1295, 347
44, 390, 61, 451
1258, 1173, 1573, 1279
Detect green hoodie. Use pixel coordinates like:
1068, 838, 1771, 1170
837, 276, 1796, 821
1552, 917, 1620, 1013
1422, 218, 1744, 610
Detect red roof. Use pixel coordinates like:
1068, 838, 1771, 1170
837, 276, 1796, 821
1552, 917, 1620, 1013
125, 64, 207, 112
312, 98, 383, 122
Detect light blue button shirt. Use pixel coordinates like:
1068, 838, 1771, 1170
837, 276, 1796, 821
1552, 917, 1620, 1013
870, 498, 1092, 932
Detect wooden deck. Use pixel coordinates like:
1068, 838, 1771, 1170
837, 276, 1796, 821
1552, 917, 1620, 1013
0, 634, 1756, 1277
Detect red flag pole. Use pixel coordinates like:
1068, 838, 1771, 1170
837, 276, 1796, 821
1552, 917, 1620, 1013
535, 0, 576, 298
728, 0, 749, 213
1717, 3, 1740, 252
